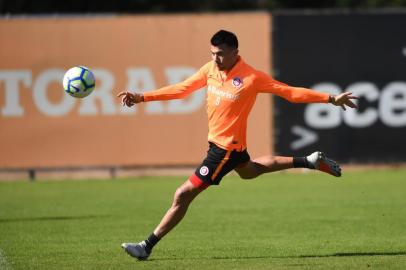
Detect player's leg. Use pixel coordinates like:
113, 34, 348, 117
153, 179, 205, 238
235, 152, 341, 179
121, 144, 225, 261
121, 179, 206, 260
235, 155, 294, 179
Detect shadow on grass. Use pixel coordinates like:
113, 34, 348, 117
151, 251, 406, 261
0, 215, 110, 223
292, 251, 406, 258
150, 255, 271, 261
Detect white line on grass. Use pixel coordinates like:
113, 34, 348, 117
0, 249, 13, 270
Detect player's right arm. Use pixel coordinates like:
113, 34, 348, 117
117, 63, 209, 107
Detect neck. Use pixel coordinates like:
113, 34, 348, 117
225, 56, 240, 72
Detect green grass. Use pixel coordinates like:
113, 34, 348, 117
0, 169, 406, 270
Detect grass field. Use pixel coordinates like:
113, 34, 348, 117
0, 169, 405, 270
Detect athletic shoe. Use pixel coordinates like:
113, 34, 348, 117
121, 241, 150, 261
306, 151, 341, 177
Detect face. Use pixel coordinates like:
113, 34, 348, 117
211, 44, 238, 71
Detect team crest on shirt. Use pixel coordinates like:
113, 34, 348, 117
199, 166, 209, 176
232, 77, 243, 88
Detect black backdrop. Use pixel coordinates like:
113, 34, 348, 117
273, 12, 406, 162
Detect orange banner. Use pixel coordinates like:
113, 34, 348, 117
0, 13, 272, 168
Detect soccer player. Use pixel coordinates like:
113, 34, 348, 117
118, 30, 358, 260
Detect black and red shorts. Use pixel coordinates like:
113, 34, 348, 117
189, 142, 251, 189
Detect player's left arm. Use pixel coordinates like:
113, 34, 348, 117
256, 72, 358, 110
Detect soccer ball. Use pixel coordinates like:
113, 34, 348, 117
63, 66, 95, 98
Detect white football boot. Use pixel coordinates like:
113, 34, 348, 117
306, 151, 342, 177
121, 241, 150, 261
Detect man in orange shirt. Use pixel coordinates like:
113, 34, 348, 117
119, 30, 358, 260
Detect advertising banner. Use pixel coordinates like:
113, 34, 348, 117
0, 13, 272, 168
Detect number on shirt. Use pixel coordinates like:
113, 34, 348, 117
215, 96, 221, 106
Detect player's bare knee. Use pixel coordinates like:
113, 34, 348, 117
237, 171, 256, 180
173, 187, 189, 206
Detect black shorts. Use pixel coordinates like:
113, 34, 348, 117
189, 142, 251, 189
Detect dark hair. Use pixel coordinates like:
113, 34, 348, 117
210, 30, 238, 49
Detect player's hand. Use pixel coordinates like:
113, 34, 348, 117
117, 91, 144, 107
330, 92, 359, 110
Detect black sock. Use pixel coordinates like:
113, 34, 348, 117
293, 157, 310, 168
144, 233, 160, 254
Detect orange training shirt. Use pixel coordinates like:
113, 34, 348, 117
143, 57, 329, 151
